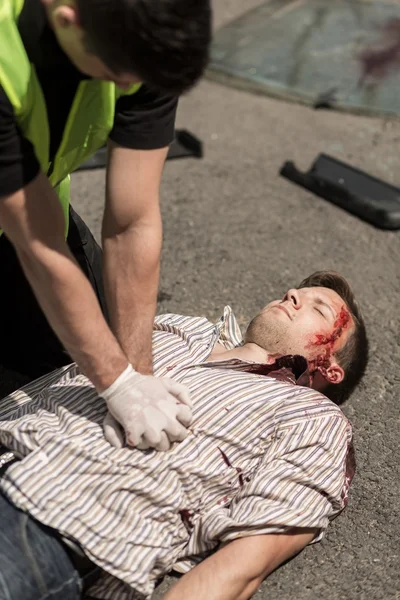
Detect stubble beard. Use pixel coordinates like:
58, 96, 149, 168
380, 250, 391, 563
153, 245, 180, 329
244, 314, 291, 356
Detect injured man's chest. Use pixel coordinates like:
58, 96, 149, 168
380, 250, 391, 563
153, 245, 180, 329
0, 271, 368, 600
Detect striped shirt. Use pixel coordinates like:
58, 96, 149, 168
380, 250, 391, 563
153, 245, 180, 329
0, 308, 354, 600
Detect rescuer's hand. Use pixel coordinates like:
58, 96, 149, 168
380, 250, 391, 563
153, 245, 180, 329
100, 365, 193, 451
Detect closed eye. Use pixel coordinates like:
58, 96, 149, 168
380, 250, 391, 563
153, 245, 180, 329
314, 296, 336, 321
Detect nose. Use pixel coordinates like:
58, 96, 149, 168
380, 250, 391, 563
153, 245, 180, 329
287, 288, 301, 310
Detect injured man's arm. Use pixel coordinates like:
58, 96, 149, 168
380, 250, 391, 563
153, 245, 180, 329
0, 270, 368, 600
164, 529, 317, 600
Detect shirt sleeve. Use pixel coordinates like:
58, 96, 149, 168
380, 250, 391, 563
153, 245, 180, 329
201, 413, 354, 545
109, 84, 178, 150
0, 85, 40, 197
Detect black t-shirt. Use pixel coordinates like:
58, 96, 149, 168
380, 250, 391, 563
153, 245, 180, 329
0, 0, 178, 197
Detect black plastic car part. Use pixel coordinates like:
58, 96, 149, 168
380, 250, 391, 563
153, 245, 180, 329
280, 154, 400, 230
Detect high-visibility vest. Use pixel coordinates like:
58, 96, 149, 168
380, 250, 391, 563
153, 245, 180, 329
0, 0, 141, 236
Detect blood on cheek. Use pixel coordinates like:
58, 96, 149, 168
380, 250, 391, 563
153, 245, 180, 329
307, 306, 351, 375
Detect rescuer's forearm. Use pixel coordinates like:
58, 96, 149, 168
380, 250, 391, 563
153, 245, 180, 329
103, 209, 162, 374
17, 242, 129, 391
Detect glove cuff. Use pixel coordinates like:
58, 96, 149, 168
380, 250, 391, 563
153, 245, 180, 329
99, 364, 139, 400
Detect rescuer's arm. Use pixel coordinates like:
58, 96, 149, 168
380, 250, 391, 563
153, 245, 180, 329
102, 141, 167, 375
0, 171, 128, 391
103, 84, 178, 375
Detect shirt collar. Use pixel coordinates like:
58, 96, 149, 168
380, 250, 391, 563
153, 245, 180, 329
214, 306, 244, 350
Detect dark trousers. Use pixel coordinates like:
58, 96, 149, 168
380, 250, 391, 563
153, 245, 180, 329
0, 206, 107, 398
0, 491, 82, 600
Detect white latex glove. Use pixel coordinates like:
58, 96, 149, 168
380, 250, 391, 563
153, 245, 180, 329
100, 365, 193, 451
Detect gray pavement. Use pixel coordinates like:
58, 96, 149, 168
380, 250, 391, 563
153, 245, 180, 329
71, 1, 400, 598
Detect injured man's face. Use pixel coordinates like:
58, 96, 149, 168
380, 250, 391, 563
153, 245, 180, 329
244, 286, 355, 387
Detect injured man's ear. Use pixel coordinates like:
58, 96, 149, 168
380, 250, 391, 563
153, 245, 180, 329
0, 269, 368, 600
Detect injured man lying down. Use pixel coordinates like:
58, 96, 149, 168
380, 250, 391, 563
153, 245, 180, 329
0, 270, 368, 600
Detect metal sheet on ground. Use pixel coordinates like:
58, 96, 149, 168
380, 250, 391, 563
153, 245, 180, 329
207, 0, 400, 116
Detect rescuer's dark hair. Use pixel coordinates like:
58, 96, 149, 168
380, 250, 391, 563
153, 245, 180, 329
77, 0, 212, 94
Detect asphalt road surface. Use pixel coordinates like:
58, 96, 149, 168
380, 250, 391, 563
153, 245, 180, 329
71, 1, 400, 598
